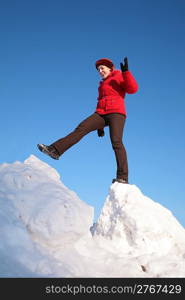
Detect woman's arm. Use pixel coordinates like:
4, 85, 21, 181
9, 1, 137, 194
120, 57, 138, 94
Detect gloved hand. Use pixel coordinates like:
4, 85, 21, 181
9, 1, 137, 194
120, 57, 129, 72
97, 128, 105, 137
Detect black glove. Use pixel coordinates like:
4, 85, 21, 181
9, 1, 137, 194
120, 57, 129, 72
97, 128, 105, 137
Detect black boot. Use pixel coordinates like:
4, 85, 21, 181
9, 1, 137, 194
37, 144, 60, 160
112, 178, 128, 184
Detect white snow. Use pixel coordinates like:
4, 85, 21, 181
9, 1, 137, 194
0, 155, 185, 277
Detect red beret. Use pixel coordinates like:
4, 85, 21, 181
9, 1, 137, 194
95, 58, 114, 70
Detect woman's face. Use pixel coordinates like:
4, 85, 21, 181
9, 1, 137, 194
97, 65, 111, 79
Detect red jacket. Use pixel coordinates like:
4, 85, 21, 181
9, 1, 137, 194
95, 70, 138, 116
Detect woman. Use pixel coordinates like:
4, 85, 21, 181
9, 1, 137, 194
37, 57, 138, 184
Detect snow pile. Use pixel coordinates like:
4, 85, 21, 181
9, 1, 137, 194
0, 155, 93, 277
0, 155, 185, 277
91, 183, 185, 277
92, 183, 185, 255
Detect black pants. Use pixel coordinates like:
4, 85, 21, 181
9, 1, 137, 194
52, 113, 128, 181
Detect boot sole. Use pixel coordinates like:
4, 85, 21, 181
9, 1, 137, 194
37, 144, 59, 160
112, 179, 128, 184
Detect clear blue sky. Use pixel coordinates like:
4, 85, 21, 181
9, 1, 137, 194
1, 0, 185, 226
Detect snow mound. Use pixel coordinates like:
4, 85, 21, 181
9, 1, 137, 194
0, 155, 93, 276
0, 155, 185, 277
91, 183, 185, 255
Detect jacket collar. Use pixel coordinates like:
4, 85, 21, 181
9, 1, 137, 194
100, 69, 119, 83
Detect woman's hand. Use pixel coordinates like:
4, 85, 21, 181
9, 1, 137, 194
120, 57, 128, 72
97, 128, 105, 137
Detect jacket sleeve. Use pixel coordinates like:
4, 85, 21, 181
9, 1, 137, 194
121, 71, 138, 94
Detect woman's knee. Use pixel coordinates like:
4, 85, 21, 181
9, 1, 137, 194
75, 121, 87, 134
111, 139, 123, 150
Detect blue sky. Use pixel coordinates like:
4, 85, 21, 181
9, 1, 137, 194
1, 0, 185, 226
